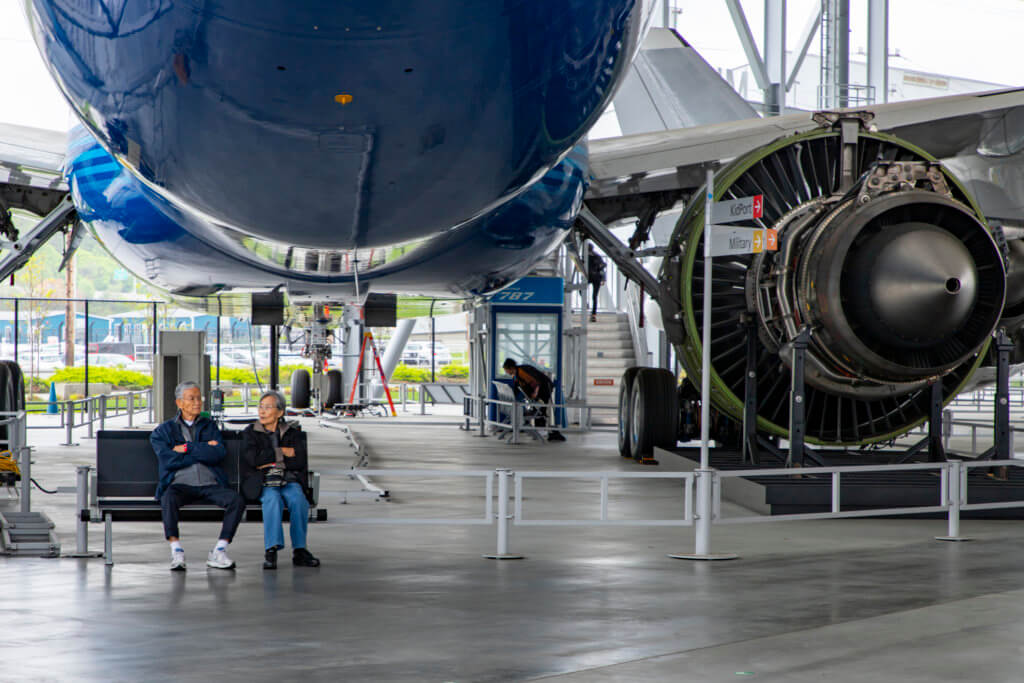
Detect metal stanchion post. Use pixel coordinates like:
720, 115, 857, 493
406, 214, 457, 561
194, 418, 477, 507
483, 469, 523, 560
420, 385, 426, 415
511, 402, 520, 445
243, 384, 250, 411
475, 395, 487, 438
127, 392, 134, 428
937, 461, 970, 542
104, 513, 113, 565
63, 401, 77, 446
86, 399, 95, 439
148, 388, 153, 423
99, 396, 106, 432
68, 465, 102, 557
670, 169, 737, 561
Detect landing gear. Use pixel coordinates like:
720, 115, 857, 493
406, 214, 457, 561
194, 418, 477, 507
291, 369, 311, 409
617, 367, 679, 462
628, 368, 678, 462
324, 369, 343, 409
617, 367, 641, 457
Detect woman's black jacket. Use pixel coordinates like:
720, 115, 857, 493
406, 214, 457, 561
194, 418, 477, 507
240, 420, 313, 504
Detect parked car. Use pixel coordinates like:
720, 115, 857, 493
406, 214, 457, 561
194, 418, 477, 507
401, 341, 451, 366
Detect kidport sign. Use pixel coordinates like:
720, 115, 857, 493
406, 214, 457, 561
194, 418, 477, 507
709, 194, 763, 224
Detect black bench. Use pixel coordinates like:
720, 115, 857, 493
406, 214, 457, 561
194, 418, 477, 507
91, 429, 325, 564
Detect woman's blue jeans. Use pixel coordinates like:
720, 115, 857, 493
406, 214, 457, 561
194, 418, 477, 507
260, 482, 309, 551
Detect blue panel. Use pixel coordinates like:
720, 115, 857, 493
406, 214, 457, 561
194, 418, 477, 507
490, 277, 564, 307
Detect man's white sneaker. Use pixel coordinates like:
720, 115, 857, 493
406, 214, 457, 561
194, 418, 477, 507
206, 548, 235, 569
170, 550, 187, 571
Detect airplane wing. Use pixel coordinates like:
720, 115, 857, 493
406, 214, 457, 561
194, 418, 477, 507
587, 88, 1024, 205
0, 122, 68, 193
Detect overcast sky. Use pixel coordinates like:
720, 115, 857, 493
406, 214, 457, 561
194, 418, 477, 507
1, 1, 1023, 132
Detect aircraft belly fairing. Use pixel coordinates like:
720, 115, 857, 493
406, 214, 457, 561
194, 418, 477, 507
28, 0, 646, 250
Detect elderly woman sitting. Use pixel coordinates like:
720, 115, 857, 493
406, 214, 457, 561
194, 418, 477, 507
241, 390, 320, 569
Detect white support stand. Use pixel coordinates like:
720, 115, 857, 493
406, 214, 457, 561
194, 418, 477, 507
936, 461, 972, 542
484, 469, 523, 560
67, 465, 102, 557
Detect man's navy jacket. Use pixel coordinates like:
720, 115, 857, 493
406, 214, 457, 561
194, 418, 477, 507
150, 414, 229, 499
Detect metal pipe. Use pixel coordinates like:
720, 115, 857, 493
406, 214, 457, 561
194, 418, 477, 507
87, 398, 94, 439
84, 300, 89, 399
831, 472, 841, 513
104, 513, 113, 566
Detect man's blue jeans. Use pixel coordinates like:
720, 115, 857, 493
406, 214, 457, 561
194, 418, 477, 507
260, 482, 309, 551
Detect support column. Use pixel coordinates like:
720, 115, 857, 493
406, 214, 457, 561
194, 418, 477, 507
741, 314, 759, 465
84, 301, 90, 399
928, 381, 946, 462
269, 324, 279, 391
867, 0, 888, 104
787, 327, 810, 467
994, 329, 1013, 462
764, 0, 787, 116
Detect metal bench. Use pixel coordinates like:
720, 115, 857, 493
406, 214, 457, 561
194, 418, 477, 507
89, 429, 325, 564
421, 382, 470, 405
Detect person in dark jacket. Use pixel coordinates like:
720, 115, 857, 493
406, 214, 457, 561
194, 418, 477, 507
150, 381, 245, 571
502, 358, 565, 441
241, 390, 320, 570
587, 246, 606, 323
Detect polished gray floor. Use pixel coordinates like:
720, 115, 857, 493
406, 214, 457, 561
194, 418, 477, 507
6, 409, 1024, 682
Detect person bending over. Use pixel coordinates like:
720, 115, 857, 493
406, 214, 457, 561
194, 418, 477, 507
151, 381, 245, 571
502, 358, 565, 441
242, 390, 320, 570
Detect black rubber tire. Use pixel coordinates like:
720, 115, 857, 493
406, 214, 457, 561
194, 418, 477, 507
325, 369, 343, 408
291, 369, 311, 409
617, 367, 642, 457
629, 368, 680, 460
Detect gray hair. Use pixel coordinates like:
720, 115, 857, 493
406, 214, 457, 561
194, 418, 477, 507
174, 381, 201, 400
258, 390, 286, 412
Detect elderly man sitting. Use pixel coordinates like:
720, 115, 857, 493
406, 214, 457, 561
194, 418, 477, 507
150, 381, 246, 571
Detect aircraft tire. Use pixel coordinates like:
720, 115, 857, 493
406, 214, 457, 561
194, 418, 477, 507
291, 369, 311, 409
325, 369, 343, 408
617, 367, 642, 457
629, 368, 679, 460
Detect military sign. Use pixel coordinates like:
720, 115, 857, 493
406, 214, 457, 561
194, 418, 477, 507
708, 227, 779, 257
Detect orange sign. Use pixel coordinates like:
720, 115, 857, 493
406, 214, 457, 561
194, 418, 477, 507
593, 378, 615, 386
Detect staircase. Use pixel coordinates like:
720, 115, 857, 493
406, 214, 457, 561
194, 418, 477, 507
585, 313, 636, 425
0, 510, 60, 557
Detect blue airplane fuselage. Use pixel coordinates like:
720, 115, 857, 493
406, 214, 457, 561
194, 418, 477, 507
28, 0, 652, 298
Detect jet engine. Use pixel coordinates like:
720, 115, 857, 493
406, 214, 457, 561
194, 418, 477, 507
662, 116, 1007, 445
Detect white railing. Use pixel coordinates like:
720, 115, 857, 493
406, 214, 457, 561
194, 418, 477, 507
25, 388, 152, 445
339, 458, 1024, 558
513, 471, 693, 527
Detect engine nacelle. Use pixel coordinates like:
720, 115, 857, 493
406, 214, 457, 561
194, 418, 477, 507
663, 122, 1006, 445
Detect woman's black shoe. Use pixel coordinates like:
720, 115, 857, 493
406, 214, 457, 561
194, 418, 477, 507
293, 548, 320, 567
263, 547, 277, 570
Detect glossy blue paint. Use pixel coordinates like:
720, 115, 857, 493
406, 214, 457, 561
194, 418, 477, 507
30, 0, 644, 253
66, 126, 588, 299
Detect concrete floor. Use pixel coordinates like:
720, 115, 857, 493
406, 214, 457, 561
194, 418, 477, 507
5, 408, 1024, 682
